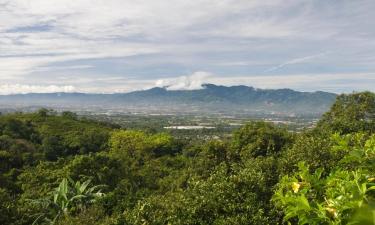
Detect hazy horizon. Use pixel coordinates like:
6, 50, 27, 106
0, 82, 360, 95
1, 1, 375, 94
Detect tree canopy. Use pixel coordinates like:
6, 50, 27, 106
0, 92, 374, 224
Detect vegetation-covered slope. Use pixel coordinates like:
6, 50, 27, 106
0, 92, 374, 225
0, 84, 336, 115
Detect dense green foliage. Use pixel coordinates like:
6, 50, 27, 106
0, 92, 374, 225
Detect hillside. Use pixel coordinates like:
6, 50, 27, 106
0, 84, 336, 115
0, 92, 374, 225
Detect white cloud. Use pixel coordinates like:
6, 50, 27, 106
0, 84, 75, 95
155, 71, 211, 90
0, 32, 159, 77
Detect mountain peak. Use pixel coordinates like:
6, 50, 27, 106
201, 83, 255, 90
202, 83, 219, 88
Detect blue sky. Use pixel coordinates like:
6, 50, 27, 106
0, 0, 374, 94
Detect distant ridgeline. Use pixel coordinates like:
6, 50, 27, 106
0, 84, 337, 115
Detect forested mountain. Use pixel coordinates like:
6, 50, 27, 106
0, 84, 336, 115
0, 92, 374, 225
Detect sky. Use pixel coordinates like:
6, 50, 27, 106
0, 0, 375, 94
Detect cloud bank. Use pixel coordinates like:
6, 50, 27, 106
0, 84, 75, 95
155, 71, 211, 90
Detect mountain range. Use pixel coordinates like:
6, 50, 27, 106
0, 84, 337, 116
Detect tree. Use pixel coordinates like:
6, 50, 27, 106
61, 111, 77, 120
109, 130, 177, 165
65, 128, 109, 154
64, 153, 122, 189
0, 117, 37, 140
317, 92, 375, 134
125, 157, 281, 225
109, 130, 153, 165
42, 136, 64, 161
231, 121, 292, 159
274, 134, 375, 225
0, 188, 17, 224
279, 130, 341, 175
